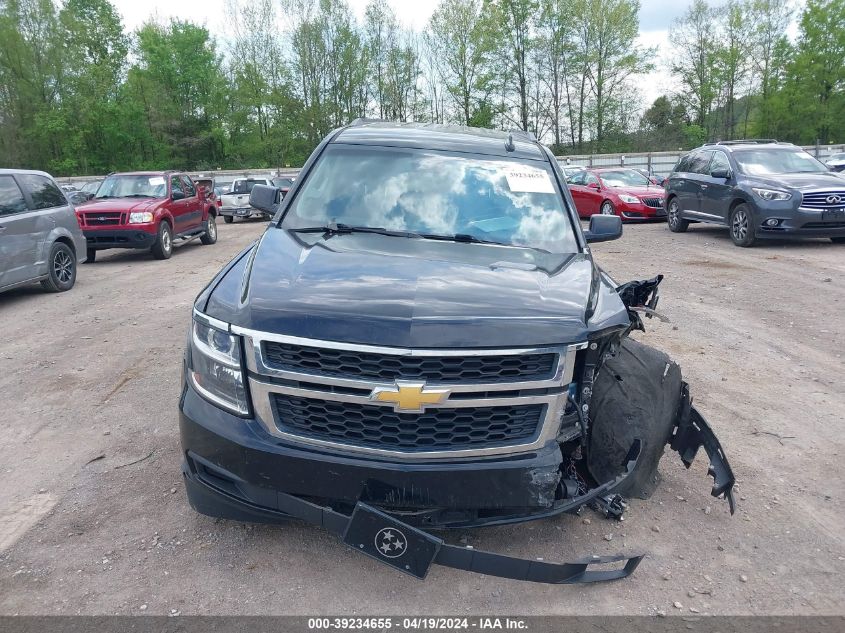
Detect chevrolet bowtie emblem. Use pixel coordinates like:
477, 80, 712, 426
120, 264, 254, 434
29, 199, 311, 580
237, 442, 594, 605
370, 381, 450, 413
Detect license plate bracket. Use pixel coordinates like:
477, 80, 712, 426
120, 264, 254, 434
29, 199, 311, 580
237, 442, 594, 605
342, 503, 442, 579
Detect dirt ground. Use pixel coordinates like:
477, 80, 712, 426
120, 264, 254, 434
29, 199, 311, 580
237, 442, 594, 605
0, 219, 843, 616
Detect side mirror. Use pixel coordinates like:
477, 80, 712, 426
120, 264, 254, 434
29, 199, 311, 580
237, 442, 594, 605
584, 214, 622, 243
249, 184, 282, 214
171, 190, 186, 201
587, 182, 601, 190
710, 167, 731, 180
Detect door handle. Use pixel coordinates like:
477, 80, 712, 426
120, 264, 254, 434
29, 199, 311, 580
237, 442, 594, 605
700, 184, 709, 189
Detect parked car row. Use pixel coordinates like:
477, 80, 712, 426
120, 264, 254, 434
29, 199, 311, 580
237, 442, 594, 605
0, 169, 222, 296
562, 141, 845, 247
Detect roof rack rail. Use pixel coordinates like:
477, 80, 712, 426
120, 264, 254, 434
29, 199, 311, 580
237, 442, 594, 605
704, 139, 780, 146
349, 117, 392, 126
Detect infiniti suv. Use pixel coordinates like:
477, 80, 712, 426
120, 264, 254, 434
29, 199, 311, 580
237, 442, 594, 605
665, 140, 845, 246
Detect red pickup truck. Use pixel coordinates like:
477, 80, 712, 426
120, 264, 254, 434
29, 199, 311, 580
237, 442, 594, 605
75, 171, 218, 262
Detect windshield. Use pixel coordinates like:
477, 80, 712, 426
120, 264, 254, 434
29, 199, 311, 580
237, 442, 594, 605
273, 177, 294, 188
734, 149, 828, 175
599, 169, 651, 187
282, 145, 578, 253
829, 153, 845, 161
95, 175, 166, 199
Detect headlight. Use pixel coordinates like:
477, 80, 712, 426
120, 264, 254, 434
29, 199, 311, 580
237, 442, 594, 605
618, 194, 640, 204
129, 211, 154, 223
190, 319, 249, 415
752, 188, 791, 201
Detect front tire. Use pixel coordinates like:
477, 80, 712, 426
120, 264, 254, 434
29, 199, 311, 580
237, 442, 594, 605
667, 198, 689, 232
151, 222, 173, 259
730, 203, 756, 247
223, 215, 234, 224
40, 242, 77, 293
588, 338, 682, 499
600, 200, 615, 216
200, 214, 217, 245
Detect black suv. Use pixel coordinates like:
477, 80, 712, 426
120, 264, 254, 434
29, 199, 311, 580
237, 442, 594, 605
665, 140, 845, 246
179, 122, 734, 584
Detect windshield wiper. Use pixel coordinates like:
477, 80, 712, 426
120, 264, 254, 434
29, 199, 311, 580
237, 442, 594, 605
290, 223, 421, 239
419, 233, 551, 253
122, 194, 155, 198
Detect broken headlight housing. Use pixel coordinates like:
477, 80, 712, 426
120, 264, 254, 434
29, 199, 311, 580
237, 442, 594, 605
190, 318, 249, 415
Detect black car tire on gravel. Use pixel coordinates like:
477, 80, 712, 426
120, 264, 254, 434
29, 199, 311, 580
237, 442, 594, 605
666, 198, 689, 233
151, 221, 173, 260
40, 242, 77, 293
729, 203, 757, 247
200, 214, 217, 245
587, 338, 683, 499
85, 248, 96, 263
223, 215, 234, 224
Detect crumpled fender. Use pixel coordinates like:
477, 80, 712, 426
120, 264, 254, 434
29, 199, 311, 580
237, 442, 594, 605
670, 383, 737, 514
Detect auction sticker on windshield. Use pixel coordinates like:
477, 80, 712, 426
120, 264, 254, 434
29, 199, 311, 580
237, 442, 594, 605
149, 177, 165, 185
504, 167, 556, 194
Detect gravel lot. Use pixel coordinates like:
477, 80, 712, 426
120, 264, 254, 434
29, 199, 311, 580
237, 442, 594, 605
0, 220, 843, 615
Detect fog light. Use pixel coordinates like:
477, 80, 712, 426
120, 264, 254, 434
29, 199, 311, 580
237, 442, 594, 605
765, 218, 781, 227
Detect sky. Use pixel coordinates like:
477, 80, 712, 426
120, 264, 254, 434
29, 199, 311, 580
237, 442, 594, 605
111, 0, 800, 114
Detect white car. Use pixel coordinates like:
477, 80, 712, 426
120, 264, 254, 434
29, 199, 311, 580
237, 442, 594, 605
219, 177, 274, 223
825, 152, 845, 172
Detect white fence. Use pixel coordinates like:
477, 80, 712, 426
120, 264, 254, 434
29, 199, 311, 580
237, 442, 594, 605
57, 144, 845, 184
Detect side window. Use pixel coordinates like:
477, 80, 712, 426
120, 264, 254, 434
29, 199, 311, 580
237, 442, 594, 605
181, 176, 196, 197
568, 171, 586, 185
710, 151, 730, 173
18, 174, 66, 209
675, 154, 692, 173
586, 173, 600, 187
0, 176, 28, 216
688, 151, 715, 175
170, 176, 184, 197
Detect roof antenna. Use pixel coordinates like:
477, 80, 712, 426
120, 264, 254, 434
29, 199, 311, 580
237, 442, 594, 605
505, 133, 515, 152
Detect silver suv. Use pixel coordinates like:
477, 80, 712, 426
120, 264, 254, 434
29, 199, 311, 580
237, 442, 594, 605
0, 169, 87, 294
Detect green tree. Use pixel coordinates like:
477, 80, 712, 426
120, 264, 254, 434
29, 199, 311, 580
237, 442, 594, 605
426, 0, 492, 126
670, 0, 719, 133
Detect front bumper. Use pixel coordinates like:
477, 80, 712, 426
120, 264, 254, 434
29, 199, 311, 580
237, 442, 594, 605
618, 201, 666, 220
180, 380, 582, 528
84, 227, 157, 250
754, 205, 845, 239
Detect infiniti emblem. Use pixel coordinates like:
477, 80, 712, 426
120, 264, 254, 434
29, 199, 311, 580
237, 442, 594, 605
826, 194, 843, 204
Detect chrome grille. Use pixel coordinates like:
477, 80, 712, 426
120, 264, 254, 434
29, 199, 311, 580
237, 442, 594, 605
641, 197, 664, 209
228, 318, 585, 460
272, 394, 543, 451
262, 341, 557, 383
800, 191, 845, 209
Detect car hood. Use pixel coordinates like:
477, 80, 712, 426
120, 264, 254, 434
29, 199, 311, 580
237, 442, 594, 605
750, 172, 845, 191
611, 185, 666, 197
75, 198, 161, 213
201, 228, 629, 348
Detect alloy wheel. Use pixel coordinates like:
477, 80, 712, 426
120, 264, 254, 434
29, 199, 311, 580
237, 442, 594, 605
668, 201, 679, 228
601, 202, 614, 215
732, 207, 748, 242
54, 250, 73, 283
